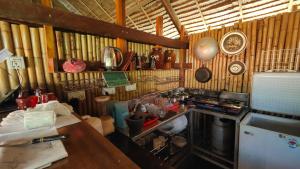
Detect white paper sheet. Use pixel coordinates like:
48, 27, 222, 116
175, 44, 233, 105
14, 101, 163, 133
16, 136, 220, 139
0, 128, 68, 169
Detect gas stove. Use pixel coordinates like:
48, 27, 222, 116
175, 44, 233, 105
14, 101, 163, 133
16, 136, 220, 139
184, 90, 249, 115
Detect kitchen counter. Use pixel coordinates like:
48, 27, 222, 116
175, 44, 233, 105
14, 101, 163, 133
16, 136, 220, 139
48, 119, 140, 169
118, 105, 189, 141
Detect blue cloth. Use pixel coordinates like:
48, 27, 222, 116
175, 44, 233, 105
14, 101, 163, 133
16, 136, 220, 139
110, 101, 129, 129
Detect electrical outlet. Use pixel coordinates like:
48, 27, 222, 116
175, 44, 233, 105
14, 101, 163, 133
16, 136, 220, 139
7, 56, 25, 69
125, 83, 136, 91
102, 87, 115, 95
67, 90, 86, 101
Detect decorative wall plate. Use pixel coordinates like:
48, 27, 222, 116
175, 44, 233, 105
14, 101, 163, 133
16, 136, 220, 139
220, 31, 247, 56
228, 61, 246, 75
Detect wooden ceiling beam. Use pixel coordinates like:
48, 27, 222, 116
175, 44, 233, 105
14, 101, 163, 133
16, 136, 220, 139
115, 0, 127, 53
136, 0, 155, 31
193, 0, 208, 30
238, 0, 244, 21
160, 0, 183, 34
0, 0, 188, 49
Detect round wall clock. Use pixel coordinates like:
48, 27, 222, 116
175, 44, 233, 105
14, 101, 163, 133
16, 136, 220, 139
220, 31, 247, 56
228, 61, 246, 75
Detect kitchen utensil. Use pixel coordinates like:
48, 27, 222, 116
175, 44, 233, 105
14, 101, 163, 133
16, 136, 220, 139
62, 59, 86, 73
103, 46, 123, 70
195, 64, 212, 83
228, 61, 246, 75
0, 135, 67, 147
194, 37, 219, 61
220, 31, 247, 56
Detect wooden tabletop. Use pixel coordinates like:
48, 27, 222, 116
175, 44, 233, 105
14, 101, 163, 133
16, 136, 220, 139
48, 120, 140, 169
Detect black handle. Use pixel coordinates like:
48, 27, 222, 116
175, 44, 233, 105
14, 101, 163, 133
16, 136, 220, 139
32, 135, 67, 144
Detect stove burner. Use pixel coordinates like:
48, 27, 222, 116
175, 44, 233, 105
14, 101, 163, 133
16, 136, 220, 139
184, 91, 249, 115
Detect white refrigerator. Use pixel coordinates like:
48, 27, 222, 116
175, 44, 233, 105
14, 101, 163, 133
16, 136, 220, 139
238, 73, 300, 169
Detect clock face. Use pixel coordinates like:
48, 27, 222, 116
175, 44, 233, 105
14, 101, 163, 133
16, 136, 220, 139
220, 31, 247, 56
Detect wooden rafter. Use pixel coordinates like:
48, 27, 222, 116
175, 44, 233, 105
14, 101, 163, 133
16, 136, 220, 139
77, 0, 101, 20
94, 0, 114, 22
136, 0, 155, 31
127, 15, 139, 29
58, 0, 81, 15
238, 0, 244, 21
0, 0, 188, 48
160, 0, 182, 34
193, 0, 208, 30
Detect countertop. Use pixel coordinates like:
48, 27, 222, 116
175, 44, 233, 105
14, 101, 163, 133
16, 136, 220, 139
48, 120, 140, 169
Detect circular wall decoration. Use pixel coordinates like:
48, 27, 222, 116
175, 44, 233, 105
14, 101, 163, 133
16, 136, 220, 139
220, 31, 247, 56
228, 61, 246, 75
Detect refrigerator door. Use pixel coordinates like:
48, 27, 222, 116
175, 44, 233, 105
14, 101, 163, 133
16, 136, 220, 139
239, 113, 300, 169
251, 73, 300, 116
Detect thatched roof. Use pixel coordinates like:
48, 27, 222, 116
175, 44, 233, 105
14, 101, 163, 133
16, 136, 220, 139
43, 0, 300, 39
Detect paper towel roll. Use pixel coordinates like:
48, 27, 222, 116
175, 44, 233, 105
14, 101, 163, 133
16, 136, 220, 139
24, 111, 56, 129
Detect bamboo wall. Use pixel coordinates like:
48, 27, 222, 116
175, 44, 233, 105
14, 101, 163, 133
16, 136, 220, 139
186, 11, 300, 93
0, 20, 179, 115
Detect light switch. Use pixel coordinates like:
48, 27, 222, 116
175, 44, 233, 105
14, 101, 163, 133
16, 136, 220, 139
125, 83, 136, 91
7, 56, 25, 69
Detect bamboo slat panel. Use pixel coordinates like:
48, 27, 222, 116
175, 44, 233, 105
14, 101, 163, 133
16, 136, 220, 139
186, 11, 300, 93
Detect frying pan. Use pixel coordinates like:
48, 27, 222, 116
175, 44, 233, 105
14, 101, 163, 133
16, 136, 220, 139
195, 64, 212, 83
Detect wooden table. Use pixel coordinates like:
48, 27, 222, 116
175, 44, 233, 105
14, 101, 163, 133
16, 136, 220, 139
48, 119, 140, 169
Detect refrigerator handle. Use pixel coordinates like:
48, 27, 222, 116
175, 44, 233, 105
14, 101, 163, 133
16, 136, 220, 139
244, 131, 254, 136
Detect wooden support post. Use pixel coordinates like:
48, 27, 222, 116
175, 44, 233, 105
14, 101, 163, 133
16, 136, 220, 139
156, 16, 163, 48
115, 0, 127, 54
41, 0, 56, 73
179, 26, 186, 87
156, 16, 163, 36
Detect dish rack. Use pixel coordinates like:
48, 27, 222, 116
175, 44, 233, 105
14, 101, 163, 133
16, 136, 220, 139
260, 48, 300, 72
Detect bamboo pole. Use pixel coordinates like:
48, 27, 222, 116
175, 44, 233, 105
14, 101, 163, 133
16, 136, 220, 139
30, 27, 46, 89
242, 22, 252, 93
236, 21, 245, 92
63, 32, 74, 86
220, 27, 226, 90
38, 27, 55, 92
75, 33, 85, 88
288, 11, 300, 70
247, 20, 257, 92
259, 18, 269, 72
0, 25, 11, 96
70, 33, 79, 86
11, 24, 30, 91
55, 31, 67, 91
283, 12, 295, 70
20, 24, 38, 89
270, 15, 281, 71
264, 16, 275, 72
0, 21, 19, 89
254, 20, 263, 72
277, 13, 289, 70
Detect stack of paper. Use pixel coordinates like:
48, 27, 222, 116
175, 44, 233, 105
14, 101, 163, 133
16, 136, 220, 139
0, 102, 81, 168
0, 128, 68, 169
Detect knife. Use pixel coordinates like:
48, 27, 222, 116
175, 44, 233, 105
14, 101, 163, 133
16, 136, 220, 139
0, 135, 67, 147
